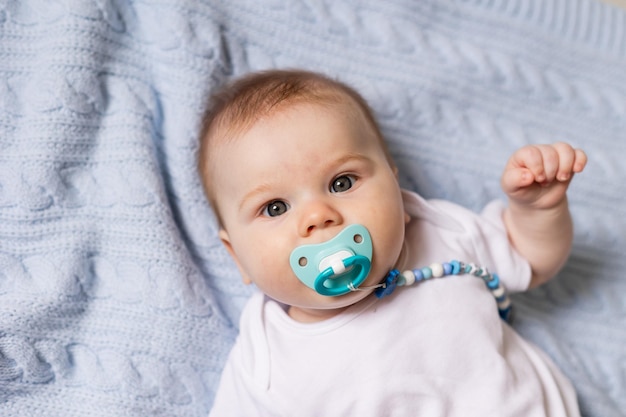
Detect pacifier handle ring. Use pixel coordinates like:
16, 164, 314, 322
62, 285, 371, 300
314, 255, 371, 296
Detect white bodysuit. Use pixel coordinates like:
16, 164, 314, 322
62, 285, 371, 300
209, 190, 579, 417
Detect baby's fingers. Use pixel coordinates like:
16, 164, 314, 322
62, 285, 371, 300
500, 164, 535, 194
510, 145, 552, 184
572, 148, 587, 173
553, 142, 587, 181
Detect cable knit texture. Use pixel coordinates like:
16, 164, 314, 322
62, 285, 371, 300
0, 1, 624, 416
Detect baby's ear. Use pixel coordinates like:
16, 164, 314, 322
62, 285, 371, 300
218, 229, 253, 285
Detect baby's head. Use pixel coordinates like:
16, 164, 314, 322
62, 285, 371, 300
199, 70, 395, 221
199, 69, 408, 322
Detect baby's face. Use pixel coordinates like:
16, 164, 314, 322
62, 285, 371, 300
213, 102, 407, 322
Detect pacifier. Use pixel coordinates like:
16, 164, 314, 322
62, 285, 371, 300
289, 224, 373, 296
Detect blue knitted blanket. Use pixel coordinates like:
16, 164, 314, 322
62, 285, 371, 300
1, 1, 625, 416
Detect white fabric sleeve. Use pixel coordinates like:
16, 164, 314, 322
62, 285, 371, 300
475, 199, 532, 293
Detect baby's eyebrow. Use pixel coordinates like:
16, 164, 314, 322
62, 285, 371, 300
239, 182, 275, 211
327, 153, 372, 170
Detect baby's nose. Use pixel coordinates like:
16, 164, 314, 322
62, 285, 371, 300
298, 200, 342, 237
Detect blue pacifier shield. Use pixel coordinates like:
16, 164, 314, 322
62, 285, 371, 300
289, 224, 373, 296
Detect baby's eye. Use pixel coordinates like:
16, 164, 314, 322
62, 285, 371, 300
330, 175, 355, 193
263, 200, 289, 217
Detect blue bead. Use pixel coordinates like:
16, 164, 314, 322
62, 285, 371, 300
499, 306, 513, 322
450, 260, 461, 274
396, 275, 406, 286
387, 269, 400, 282
413, 269, 424, 281
421, 267, 432, 279
443, 262, 452, 275
375, 270, 400, 298
375, 282, 396, 298
486, 274, 500, 290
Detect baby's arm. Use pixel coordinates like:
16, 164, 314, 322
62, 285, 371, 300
501, 142, 587, 288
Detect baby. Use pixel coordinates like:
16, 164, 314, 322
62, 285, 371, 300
199, 69, 587, 416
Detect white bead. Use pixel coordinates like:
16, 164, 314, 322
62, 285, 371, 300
402, 270, 416, 286
491, 286, 505, 298
430, 263, 444, 278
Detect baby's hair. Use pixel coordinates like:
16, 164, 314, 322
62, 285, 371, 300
198, 69, 393, 226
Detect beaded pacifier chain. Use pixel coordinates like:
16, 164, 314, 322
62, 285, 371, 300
371, 261, 513, 322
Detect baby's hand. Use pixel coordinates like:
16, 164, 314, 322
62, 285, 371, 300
501, 142, 587, 209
